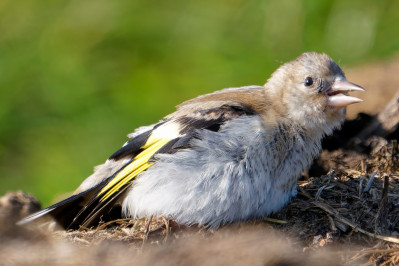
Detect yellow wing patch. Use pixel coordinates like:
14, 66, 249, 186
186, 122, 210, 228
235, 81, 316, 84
99, 136, 172, 201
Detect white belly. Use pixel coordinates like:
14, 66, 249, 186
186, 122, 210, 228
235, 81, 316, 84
122, 116, 321, 228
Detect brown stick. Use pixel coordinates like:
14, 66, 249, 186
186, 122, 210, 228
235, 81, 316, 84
376, 174, 390, 234
312, 200, 399, 244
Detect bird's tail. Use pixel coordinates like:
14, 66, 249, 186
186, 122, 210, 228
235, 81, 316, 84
17, 133, 174, 229
16, 181, 114, 229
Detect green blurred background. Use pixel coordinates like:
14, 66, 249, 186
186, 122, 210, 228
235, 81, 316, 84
0, 0, 398, 206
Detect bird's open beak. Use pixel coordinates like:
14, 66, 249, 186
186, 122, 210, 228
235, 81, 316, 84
326, 79, 365, 108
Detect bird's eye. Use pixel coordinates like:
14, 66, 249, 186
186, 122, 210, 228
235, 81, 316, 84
304, 77, 313, 87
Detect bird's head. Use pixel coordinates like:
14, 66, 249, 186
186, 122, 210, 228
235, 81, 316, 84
264, 52, 364, 134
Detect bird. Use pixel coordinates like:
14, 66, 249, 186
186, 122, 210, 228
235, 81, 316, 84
18, 52, 364, 230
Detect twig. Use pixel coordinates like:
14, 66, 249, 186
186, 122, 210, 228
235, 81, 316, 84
312, 201, 399, 244
143, 216, 152, 241
96, 218, 135, 230
345, 248, 399, 263
364, 171, 377, 193
351, 248, 399, 255
327, 215, 337, 231
162, 216, 169, 243
376, 174, 390, 234
264, 217, 288, 224
359, 177, 365, 198
297, 188, 312, 199
139, 216, 153, 249
315, 185, 335, 200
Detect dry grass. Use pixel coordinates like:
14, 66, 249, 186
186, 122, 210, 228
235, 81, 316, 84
270, 140, 399, 265
1, 140, 397, 265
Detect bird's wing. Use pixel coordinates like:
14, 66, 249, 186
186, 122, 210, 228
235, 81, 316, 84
18, 86, 267, 229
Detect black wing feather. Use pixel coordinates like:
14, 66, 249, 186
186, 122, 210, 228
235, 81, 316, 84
109, 130, 152, 160
17, 181, 106, 229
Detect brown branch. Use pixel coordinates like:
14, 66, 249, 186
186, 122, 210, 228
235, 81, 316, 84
312, 200, 399, 244
376, 174, 390, 234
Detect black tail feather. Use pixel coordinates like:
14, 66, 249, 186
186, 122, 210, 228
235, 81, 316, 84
79, 185, 130, 229
17, 180, 127, 229
18, 156, 138, 229
18, 181, 133, 230
17, 182, 103, 228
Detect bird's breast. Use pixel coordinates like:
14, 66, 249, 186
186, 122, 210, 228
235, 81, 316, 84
122, 116, 323, 228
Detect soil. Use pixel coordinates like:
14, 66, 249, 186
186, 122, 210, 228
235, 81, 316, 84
1, 58, 398, 266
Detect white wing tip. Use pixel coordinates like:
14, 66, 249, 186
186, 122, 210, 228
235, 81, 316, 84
16, 207, 55, 226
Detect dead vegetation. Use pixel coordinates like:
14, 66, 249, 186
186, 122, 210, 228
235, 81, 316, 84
273, 139, 399, 265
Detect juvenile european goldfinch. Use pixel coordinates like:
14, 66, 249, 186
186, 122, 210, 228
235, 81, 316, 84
19, 52, 364, 229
